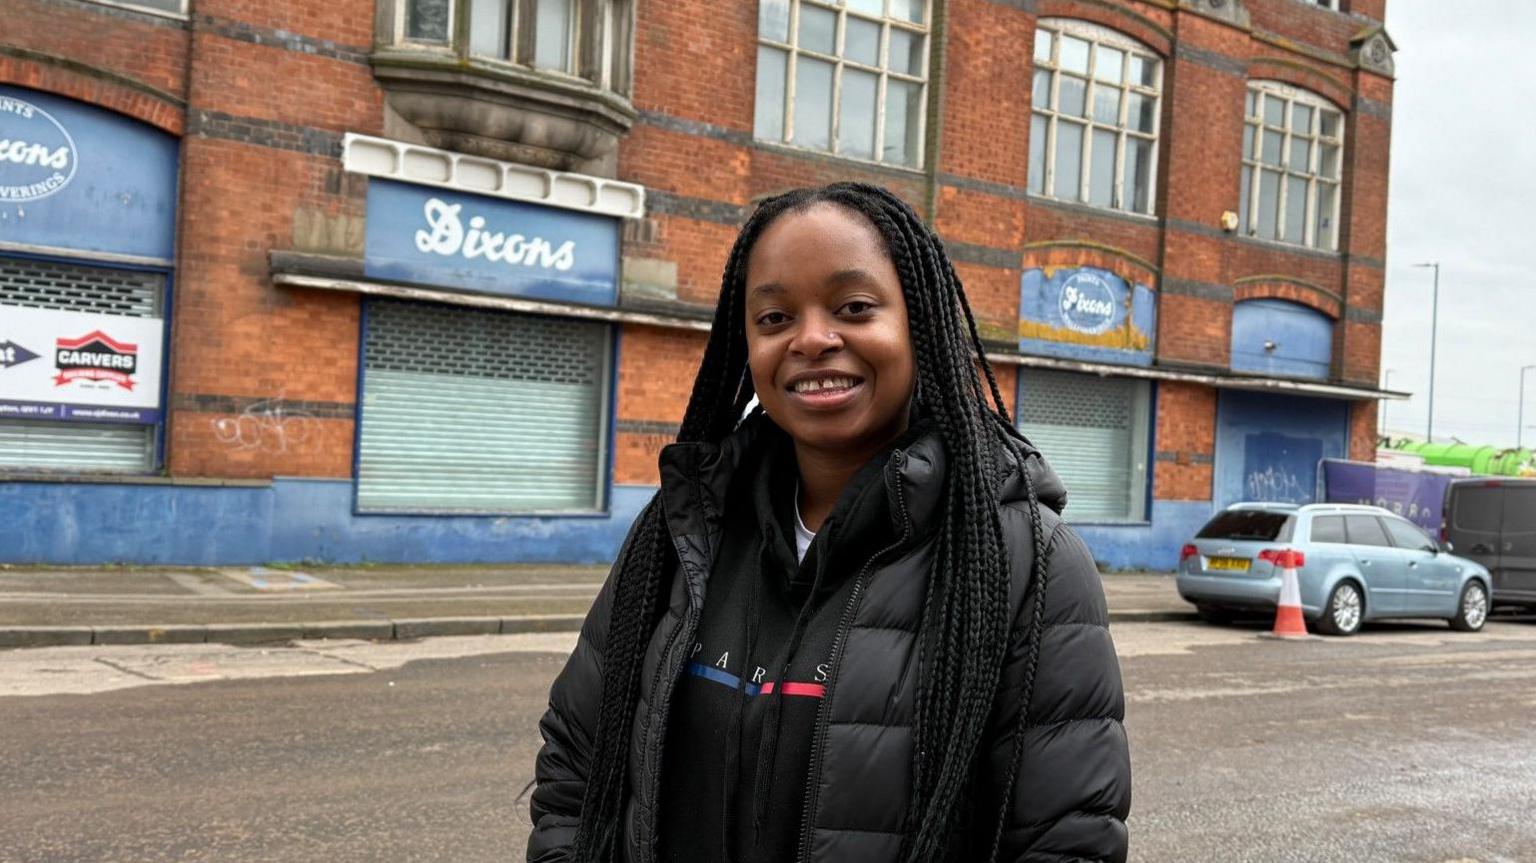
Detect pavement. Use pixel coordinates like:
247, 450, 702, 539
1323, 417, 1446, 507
0, 562, 1194, 648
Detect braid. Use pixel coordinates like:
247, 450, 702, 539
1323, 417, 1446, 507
572, 183, 1051, 863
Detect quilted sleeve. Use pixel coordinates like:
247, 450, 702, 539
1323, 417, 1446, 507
984, 518, 1132, 863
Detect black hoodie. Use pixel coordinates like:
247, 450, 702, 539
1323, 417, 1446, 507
656, 418, 919, 862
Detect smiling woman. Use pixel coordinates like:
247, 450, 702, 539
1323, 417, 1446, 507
527, 183, 1131, 863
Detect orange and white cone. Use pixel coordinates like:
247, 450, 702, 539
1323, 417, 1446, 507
1266, 550, 1312, 639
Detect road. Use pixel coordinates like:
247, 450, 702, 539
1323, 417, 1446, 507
2, 618, 1534, 862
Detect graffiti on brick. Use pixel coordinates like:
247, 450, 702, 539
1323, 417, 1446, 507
213, 397, 315, 453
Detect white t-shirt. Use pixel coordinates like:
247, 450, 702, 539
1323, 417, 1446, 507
793, 491, 816, 563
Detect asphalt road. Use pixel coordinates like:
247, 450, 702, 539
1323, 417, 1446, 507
3, 618, 1534, 862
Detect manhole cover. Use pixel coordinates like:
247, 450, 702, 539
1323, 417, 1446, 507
222, 567, 340, 592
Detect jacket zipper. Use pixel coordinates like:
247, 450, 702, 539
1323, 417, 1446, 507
795, 450, 914, 863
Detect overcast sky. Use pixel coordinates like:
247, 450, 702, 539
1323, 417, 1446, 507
1379, 1, 1536, 448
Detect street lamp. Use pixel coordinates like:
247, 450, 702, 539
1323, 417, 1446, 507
1521, 364, 1536, 450
1412, 262, 1441, 442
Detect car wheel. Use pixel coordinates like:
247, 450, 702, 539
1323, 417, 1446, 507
1449, 581, 1489, 632
1196, 604, 1235, 626
1316, 580, 1363, 637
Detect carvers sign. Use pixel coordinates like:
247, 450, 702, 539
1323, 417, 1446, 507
0, 94, 77, 203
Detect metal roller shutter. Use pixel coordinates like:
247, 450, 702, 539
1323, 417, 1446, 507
357, 298, 611, 513
1018, 368, 1150, 522
0, 256, 160, 472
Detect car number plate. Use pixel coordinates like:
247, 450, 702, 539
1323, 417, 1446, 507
1208, 557, 1251, 572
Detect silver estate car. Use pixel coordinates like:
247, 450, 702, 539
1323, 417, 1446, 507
1176, 503, 1494, 636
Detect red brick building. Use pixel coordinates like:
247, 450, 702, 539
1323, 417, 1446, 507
0, 0, 1396, 568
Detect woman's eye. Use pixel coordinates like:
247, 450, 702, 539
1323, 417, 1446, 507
757, 311, 788, 326
840, 301, 874, 316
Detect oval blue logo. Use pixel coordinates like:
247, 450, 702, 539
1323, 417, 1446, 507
1058, 271, 1120, 335
0, 95, 78, 203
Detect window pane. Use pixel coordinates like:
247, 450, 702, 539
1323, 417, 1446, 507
1345, 515, 1392, 548
1242, 123, 1255, 158
1239, 164, 1252, 233
1263, 95, 1285, 127
1094, 46, 1124, 84
1319, 143, 1341, 179
1053, 120, 1084, 200
1315, 182, 1337, 248
1245, 90, 1256, 118
883, 79, 922, 166
1257, 169, 1281, 240
1129, 54, 1155, 87
1320, 110, 1341, 138
1288, 137, 1311, 172
1311, 515, 1346, 544
844, 16, 880, 66
838, 68, 878, 159
406, 0, 450, 41
759, 0, 791, 42
1125, 136, 1152, 212
1034, 28, 1052, 64
1093, 85, 1121, 124
1089, 128, 1116, 207
891, 0, 923, 24
1029, 114, 1047, 194
847, 0, 884, 16
1284, 175, 1308, 242
1126, 92, 1155, 132
1032, 69, 1053, 110
793, 56, 834, 149
1291, 103, 1313, 133
1060, 36, 1090, 74
1261, 129, 1283, 166
470, 0, 509, 57
755, 46, 788, 141
890, 28, 924, 76
1384, 517, 1434, 550
533, 0, 573, 70
1058, 75, 1087, 117
798, 4, 836, 54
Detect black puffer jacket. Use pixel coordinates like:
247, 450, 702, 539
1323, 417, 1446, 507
529, 416, 1131, 862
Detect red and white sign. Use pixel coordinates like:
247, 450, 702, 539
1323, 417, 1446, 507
0, 306, 162, 421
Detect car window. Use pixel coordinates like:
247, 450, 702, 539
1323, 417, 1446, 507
1382, 516, 1435, 551
1504, 486, 1536, 535
1344, 515, 1392, 547
1452, 485, 1503, 532
1197, 510, 1295, 541
1309, 515, 1347, 544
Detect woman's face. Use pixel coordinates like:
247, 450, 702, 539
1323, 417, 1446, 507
743, 203, 916, 458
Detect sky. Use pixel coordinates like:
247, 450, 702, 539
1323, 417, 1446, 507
1379, 1, 1536, 449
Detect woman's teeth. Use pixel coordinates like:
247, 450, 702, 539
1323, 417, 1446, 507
792, 376, 858, 393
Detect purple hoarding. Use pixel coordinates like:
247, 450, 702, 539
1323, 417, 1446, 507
1320, 460, 1451, 533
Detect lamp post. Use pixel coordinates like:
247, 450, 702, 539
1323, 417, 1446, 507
1521, 364, 1536, 450
1412, 262, 1441, 442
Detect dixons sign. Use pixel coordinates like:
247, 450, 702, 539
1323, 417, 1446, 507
364, 178, 620, 307
0, 94, 77, 202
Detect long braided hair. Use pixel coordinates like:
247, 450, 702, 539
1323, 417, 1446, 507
571, 183, 1052, 862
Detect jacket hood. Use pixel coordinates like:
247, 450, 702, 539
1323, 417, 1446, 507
658, 410, 1070, 552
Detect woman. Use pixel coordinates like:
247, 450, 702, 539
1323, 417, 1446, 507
528, 183, 1130, 863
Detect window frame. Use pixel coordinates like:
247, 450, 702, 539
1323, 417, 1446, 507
1029, 18, 1163, 216
393, 0, 632, 93
1239, 79, 1345, 251
82, 0, 187, 19
754, 0, 932, 169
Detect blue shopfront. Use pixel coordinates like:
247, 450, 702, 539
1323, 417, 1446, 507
0, 85, 178, 474
3, 134, 652, 565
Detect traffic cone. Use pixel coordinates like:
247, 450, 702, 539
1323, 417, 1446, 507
1263, 549, 1314, 640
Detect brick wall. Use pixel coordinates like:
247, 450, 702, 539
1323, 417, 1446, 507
3, 0, 1392, 497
